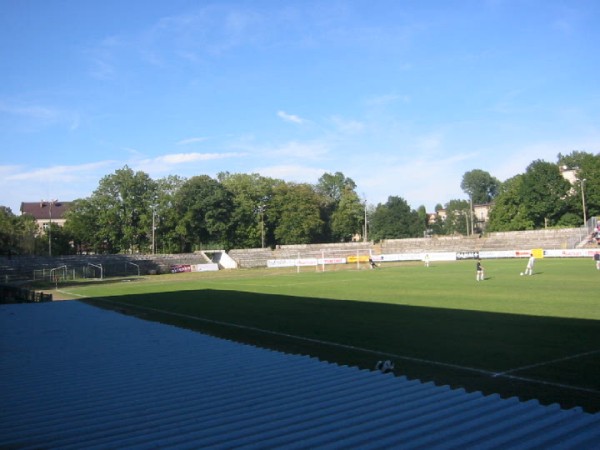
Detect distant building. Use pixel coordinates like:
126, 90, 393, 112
559, 166, 579, 184
20, 201, 71, 233
473, 203, 492, 229
433, 203, 492, 233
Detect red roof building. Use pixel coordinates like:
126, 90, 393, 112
20, 201, 71, 231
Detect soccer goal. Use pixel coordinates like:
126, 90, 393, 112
316, 248, 375, 272
267, 248, 377, 273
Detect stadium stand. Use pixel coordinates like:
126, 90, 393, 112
381, 235, 481, 254
227, 248, 274, 269
0, 253, 214, 282
0, 227, 590, 278
478, 228, 586, 251
228, 227, 588, 268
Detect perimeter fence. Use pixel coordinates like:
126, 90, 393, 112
0, 285, 52, 303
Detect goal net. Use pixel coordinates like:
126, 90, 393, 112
267, 248, 377, 273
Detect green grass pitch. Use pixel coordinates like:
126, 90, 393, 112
59, 257, 600, 412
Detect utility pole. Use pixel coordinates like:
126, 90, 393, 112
256, 203, 266, 249
581, 179, 587, 227
260, 205, 265, 249
470, 197, 474, 236
49, 202, 52, 256
152, 205, 156, 254
363, 199, 368, 243
44, 199, 57, 256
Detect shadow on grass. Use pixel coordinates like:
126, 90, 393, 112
84, 288, 600, 413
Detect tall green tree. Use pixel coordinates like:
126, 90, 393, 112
488, 160, 572, 231
428, 203, 445, 235
441, 199, 471, 235
173, 175, 234, 251
520, 160, 571, 228
416, 205, 429, 234
487, 175, 534, 231
66, 166, 157, 253
101, 166, 157, 253
330, 188, 364, 242
0, 206, 19, 256
64, 198, 99, 253
315, 172, 357, 204
152, 175, 187, 253
218, 172, 282, 248
558, 151, 600, 223
369, 196, 422, 241
460, 169, 501, 204
0, 206, 38, 256
315, 172, 358, 241
557, 151, 595, 172
269, 183, 324, 245
576, 154, 600, 220
37, 222, 73, 256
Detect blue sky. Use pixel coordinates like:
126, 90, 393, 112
1, 0, 599, 214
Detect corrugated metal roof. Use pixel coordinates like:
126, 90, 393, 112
1, 301, 599, 449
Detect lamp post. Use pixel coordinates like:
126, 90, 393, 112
581, 178, 587, 227
363, 199, 368, 243
44, 199, 57, 256
151, 205, 156, 254
258, 204, 266, 249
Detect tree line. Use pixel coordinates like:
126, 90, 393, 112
1, 151, 598, 256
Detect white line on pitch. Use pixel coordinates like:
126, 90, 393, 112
493, 349, 600, 378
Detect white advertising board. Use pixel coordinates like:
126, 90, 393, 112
193, 264, 219, 272
544, 249, 600, 258
267, 259, 296, 268
296, 258, 318, 267
318, 257, 347, 265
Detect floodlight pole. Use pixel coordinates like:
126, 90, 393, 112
44, 199, 57, 257
152, 205, 156, 255
469, 196, 474, 236
256, 203, 267, 249
260, 205, 266, 249
48, 202, 52, 256
581, 178, 587, 227
363, 199, 368, 243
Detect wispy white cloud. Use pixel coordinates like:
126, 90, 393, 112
132, 151, 247, 176
0, 165, 21, 179
277, 110, 306, 124
330, 116, 365, 134
0, 104, 58, 121
122, 147, 144, 158
266, 141, 329, 160
139, 6, 266, 66
5, 161, 116, 182
157, 152, 243, 164
365, 93, 411, 107
176, 137, 208, 145
0, 101, 80, 131
85, 36, 121, 80
255, 164, 326, 183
